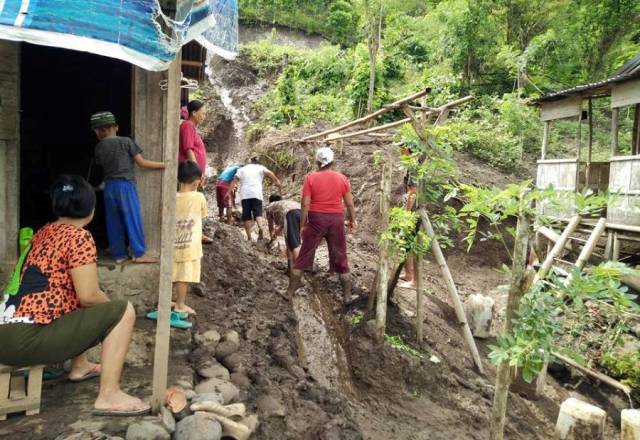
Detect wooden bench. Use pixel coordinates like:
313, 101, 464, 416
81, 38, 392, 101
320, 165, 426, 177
0, 364, 43, 420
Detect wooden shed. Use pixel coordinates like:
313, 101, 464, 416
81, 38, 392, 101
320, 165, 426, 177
531, 54, 640, 257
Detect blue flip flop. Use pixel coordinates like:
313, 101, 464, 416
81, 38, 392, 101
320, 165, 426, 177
146, 310, 192, 329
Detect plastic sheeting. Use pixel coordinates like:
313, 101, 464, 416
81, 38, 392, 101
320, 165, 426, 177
0, 0, 238, 71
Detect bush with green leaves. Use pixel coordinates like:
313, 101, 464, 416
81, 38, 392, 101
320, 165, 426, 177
381, 207, 430, 262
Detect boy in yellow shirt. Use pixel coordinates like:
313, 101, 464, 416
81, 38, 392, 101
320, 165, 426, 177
173, 161, 208, 318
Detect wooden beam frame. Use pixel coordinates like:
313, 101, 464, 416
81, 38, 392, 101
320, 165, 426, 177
151, 55, 181, 413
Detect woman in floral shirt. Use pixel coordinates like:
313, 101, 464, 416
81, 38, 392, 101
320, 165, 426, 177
0, 175, 148, 416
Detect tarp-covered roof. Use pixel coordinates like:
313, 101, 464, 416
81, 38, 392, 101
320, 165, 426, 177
532, 53, 640, 104
0, 0, 238, 71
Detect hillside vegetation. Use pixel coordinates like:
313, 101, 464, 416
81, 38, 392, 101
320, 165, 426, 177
239, 0, 640, 170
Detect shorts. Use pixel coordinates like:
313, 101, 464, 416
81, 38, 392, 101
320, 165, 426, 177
294, 212, 349, 274
241, 198, 263, 222
216, 181, 232, 209
0, 300, 128, 367
285, 209, 301, 250
173, 258, 201, 283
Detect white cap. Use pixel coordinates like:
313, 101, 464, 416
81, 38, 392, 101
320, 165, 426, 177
315, 147, 334, 168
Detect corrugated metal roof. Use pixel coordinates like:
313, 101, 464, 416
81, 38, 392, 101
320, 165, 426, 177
532, 53, 640, 104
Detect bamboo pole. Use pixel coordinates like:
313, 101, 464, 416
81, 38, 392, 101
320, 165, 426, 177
419, 210, 484, 374
552, 352, 631, 395
416, 231, 424, 343
327, 117, 416, 142
536, 226, 576, 253
151, 56, 181, 412
576, 113, 582, 190
574, 217, 606, 270
489, 197, 532, 440
612, 232, 620, 260
535, 215, 582, 283
375, 159, 392, 339
611, 107, 619, 157
541, 121, 550, 160
299, 88, 431, 141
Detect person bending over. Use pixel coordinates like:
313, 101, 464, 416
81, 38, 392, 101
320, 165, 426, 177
216, 163, 242, 224
265, 193, 302, 274
0, 175, 148, 416
232, 157, 282, 241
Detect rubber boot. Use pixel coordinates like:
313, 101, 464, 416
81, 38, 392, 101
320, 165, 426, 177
287, 269, 302, 300
339, 273, 353, 304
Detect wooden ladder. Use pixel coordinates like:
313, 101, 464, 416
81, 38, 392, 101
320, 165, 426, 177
0, 364, 44, 420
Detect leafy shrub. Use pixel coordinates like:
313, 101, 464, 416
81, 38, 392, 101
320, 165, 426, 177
600, 351, 640, 399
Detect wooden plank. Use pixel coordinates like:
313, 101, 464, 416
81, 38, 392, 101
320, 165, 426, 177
419, 210, 484, 374
151, 54, 181, 413
10, 376, 25, 400
611, 79, 640, 108
540, 96, 582, 121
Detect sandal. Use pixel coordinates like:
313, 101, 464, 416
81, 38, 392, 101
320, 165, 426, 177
202, 235, 214, 245
68, 364, 101, 382
146, 310, 192, 329
92, 402, 151, 417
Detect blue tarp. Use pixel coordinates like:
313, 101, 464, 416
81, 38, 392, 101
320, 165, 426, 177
0, 0, 238, 71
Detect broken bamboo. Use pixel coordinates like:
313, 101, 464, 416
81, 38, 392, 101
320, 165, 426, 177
552, 352, 632, 396
419, 209, 484, 374
300, 88, 431, 141
535, 215, 582, 283
327, 117, 416, 142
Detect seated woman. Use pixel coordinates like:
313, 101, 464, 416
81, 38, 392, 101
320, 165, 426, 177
0, 175, 149, 416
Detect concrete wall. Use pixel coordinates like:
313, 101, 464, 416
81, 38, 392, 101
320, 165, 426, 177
0, 41, 20, 282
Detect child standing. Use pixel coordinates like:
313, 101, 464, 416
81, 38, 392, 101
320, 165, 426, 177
91, 111, 165, 263
173, 161, 207, 317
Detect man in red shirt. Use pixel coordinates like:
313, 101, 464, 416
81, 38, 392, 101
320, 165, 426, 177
287, 147, 357, 302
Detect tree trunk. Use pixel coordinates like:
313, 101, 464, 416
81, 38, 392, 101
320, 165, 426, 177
489, 196, 531, 440
366, 1, 382, 116
375, 158, 392, 339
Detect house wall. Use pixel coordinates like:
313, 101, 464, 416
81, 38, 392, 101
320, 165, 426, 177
0, 41, 20, 282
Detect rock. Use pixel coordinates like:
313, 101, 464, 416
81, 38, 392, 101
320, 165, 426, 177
256, 394, 286, 417
555, 398, 606, 439
230, 372, 251, 388
185, 389, 197, 400
224, 330, 240, 345
221, 353, 246, 373
195, 330, 221, 349
191, 282, 206, 297
174, 379, 194, 390
195, 378, 239, 404
160, 406, 176, 434
174, 413, 222, 440
464, 293, 495, 339
197, 361, 230, 380
125, 419, 170, 440
245, 327, 259, 342
215, 340, 240, 359
191, 391, 224, 405
55, 433, 93, 440
622, 409, 640, 440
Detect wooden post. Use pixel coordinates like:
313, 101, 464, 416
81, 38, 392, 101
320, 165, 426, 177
604, 231, 613, 260
419, 210, 484, 374
489, 195, 531, 440
612, 231, 620, 261
150, 55, 181, 413
633, 104, 640, 155
586, 98, 593, 186
576, 113, 582, 190
375, 158, 392, 339
415, 232, 424, 343
611, 107, 619, 157
535, 215, 582, 282
541, 121, 550, 160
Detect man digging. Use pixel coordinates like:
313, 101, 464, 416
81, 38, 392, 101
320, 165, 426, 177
286, 147, 357, 303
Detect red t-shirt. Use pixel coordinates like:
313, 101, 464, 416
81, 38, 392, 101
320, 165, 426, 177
178, 120, 207, 173
302, 170, 351, 213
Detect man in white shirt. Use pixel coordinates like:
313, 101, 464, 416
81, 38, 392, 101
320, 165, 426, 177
233, 157, 282, 240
